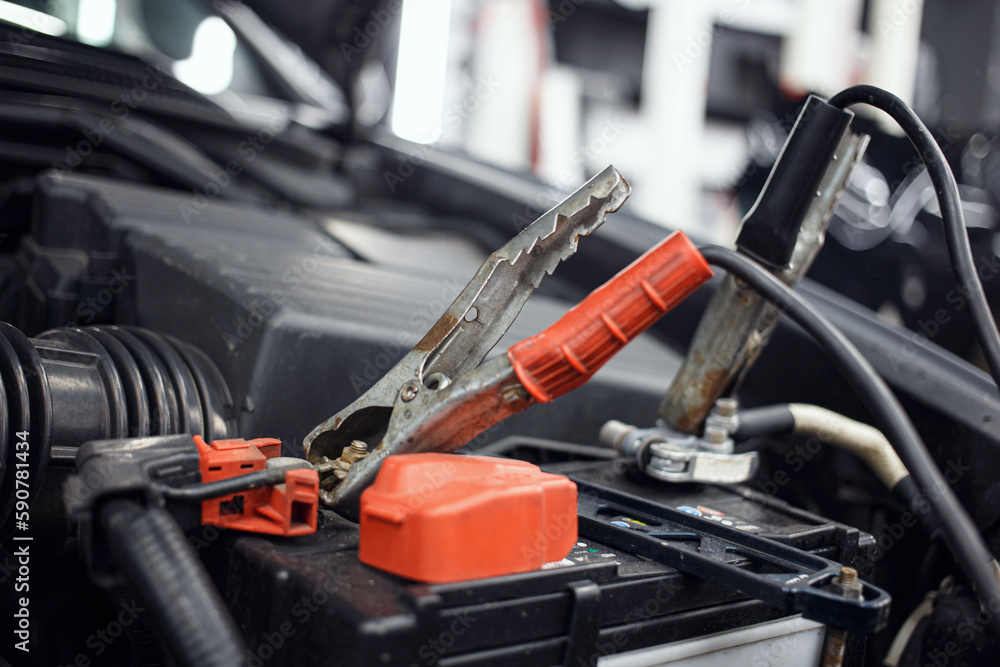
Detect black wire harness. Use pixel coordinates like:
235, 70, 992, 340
157, 467, 287, 502
828, 85, 1000, 388
100, 498, 246, 666
699, 245, 1000, 636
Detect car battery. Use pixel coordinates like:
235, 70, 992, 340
222, 447, 878, 667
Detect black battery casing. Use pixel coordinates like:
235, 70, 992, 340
222, 447, 877, 667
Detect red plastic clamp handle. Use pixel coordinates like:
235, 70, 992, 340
507, 231, 713, 403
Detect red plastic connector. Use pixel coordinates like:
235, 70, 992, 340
194, 435, 318, 536
508, 231, 712, 402
359, 454, 577, 583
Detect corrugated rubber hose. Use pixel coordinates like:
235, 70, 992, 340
99, 498, 246, 666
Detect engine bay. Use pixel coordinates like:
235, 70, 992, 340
1, 26, 1000, 667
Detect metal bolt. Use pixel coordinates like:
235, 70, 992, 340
706, 398, 740, 447
704, 425, 728, 446
400, 381, 419, 402
821, 628, 847, 667
836, 567, 858, 586
714, 397, 738, 418
657, 457, 685, 472
831, 566, 862, 598
821, 567, 862, 667
349, 440, 368, 456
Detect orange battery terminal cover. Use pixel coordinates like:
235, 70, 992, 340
359, 454, 578, 583
194, 435, 319, 536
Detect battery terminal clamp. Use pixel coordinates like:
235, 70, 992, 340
600, 398, 759, 484
304, 166, 714, 518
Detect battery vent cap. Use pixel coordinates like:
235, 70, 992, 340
359, 454, 577, 583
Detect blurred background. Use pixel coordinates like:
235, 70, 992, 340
2, 0, 1000, 366
249, 0, 1000, 367
270, 0, 996, 238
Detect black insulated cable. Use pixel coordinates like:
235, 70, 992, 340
100, 498, 246, 667
157, 467, 287, 502
828, 85, 1000, 388
732, 404, 796, 440
107, 585, 169, 667
894, 475, 945, 540
699, 244, 1000, 637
